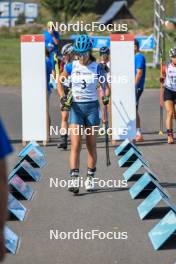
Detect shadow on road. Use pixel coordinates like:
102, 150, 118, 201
73, 187, 129, 196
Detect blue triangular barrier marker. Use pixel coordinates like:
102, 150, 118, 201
138, 188, 175, 220
19, 149, 46, 168
8, 193, 27, 221
114, 139, 142, 156
118, 148, 137, 167
9, 160, 41, 182
9, 174, 34, 200
4, 226, 19, 254
123, 159, 144, 181
137, 188, 165, 220
18, 141, 45, 158
123, 158, 157, 181
129, 172, 170, 199
118, 147, 148, 168
148, 210, 176, 250
129, 172, 156, 199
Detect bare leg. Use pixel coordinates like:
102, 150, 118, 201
61, 111, 69, 132
165, 100, 174, 130
58, 111, 69, 149
136, 109, 141, 130
165, 100, 174, 143
86, 127, 97, 169
70, 124, 82, 169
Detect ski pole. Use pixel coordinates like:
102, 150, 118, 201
159, 51, 164, 136
101, 66, 111, 167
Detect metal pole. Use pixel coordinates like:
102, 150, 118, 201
153, 0, 165, 67
9, 0, 12, 28
174, 0, 176, 17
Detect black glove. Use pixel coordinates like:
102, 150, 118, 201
102, 95, 109, 105
60, 90, 73, 111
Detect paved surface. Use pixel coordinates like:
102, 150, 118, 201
0, 86, 176, 264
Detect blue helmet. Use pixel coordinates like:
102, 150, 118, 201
74, 34, 93, 53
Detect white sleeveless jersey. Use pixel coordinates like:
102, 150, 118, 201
70, 60, 99, 102
164, 63, 176, 92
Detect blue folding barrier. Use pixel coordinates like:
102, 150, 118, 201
129, 172, 170, 200
19, 148, 46, 168
9, 174, 34, 200
118, 147, 149, 168
123, 157, 157, 181
123, 159, 146, 181
129, 172, 156, 199
114, 139, 142, 156
8, 193, 27, 221
18, 141, 45, 158
9, 160, 41, 182
4, 226, 19, 254
148, 210, 176, 250
137, 188, 174, 220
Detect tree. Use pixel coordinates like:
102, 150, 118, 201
41, 0, 98, 22
16, 13, 26, 25
41, 0, 62, 20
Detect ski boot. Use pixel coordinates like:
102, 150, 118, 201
57, 134, 68, 150
167, 129, 174, 144
85, 168, 96, 191
68, 169, 80, 194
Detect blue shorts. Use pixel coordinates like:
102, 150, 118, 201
69, 101, 100, 126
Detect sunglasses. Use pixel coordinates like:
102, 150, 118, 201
78, 52, 90, 57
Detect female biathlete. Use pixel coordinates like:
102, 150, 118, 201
161, 47, 176, 144
57, 43, 74, 149
58, 35, 110, 193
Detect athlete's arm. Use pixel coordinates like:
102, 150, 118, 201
98, 64, 110, 99
57, 70, 68, 98
135, 69, 143, 86
160, 64, 167, 83
52, 31, 60, 46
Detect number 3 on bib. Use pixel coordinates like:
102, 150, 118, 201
81, 79, 87, 89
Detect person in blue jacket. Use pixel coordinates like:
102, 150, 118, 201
0, 119, 13, 262
135, 39, 146, 142
43, 21, 60, 74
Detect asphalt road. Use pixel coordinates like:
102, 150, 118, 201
0, 86, 176, 264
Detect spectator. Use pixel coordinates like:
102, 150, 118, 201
43, 21, 60, 76
0, 119, 13, 262
134, 39, 146, 142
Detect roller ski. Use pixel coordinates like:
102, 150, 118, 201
57, 134, 68, 150
68, 169, 80, 194
85, 168, 96, 191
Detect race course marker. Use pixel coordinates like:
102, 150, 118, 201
110, 34, 136, 140
21, 35, 48, 144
